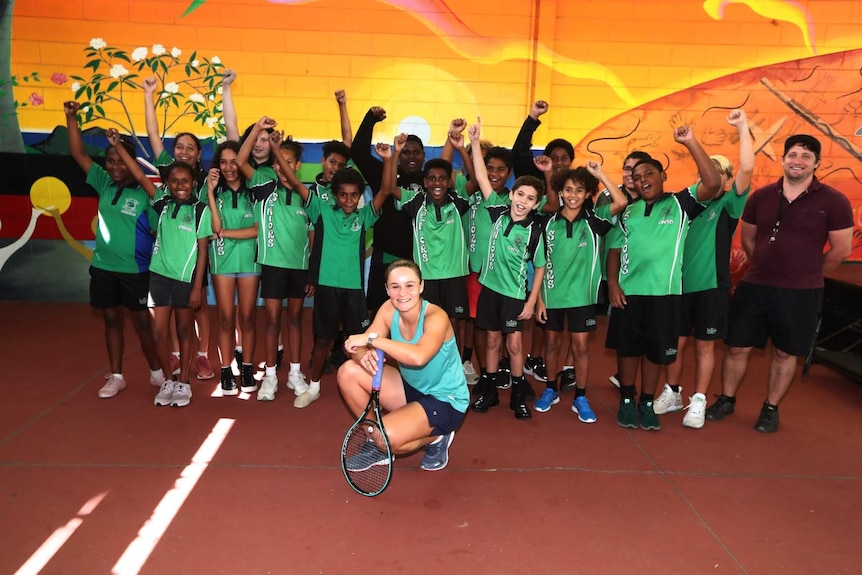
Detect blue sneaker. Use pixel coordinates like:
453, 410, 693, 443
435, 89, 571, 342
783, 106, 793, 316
534, 388, 560, 413
572, 396, 597, 423
345, 440, 388, 472
420, 431, 455, 471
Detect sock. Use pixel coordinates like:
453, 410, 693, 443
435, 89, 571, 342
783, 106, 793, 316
171, 351, 180, 358
265, 365, 277, 377
221, 366, 231, 375
462, 347, 473, 362
220, 365, 231, 370
277, 344, 284, 351
575, 387, 586, 398
546, 377, 558, 392
197, 351, 207, 358
511, 374, 525, 386
764, 401, 778, 411
480, 367, 487, 376
289, 362, 301, 373
112, 372, 124, 379
150, 369, 164, 378
669, 384, 681, 392
563, 365, 574, 371
640, 393, 655, 403
235, 346, 243, 354
620, 384, 637, 399
308, 380, 321, 395
692, 392, 706, 400
488, 371, 500, 386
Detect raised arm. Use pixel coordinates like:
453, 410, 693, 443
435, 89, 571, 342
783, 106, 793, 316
674, 125, 721, 200
335, 90, 352, 148
533, 155, 558, 213
221, 69, 240, 142
350, 107, 387, 193
271, 129, 311, 203
236, 116, 273, 180
377, 140, 400, 201
468, 119, 493, 201
440, 118, 466, 163
512, 100, 547, 178
586, 161, 627, 216
142, 76, 166, 158
728, 109, 754, 195
64, 101, 92, 174
106, 128, 157, 198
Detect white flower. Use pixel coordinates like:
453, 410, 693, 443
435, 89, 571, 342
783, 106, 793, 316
188, 93, 205, 104
208, 94, 214, 101
164, 82, 179, 94
70, 81, 81, 92
191, 59, 199, 67
171, 47, 181, 58
152, 44, 166, 56
82, 105, 90, 112
216, 136, 227, 144
216, 86, 223, 95
215, 102, 222, 111
89, 38, 106, 50
131, 47, 147, 62
205, 117, 217, 129
211, 56, 221, 64
109, 64, 129, 78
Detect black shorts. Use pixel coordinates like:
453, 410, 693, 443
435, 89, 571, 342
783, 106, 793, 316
312, 285, 370, 340
148, 272, 194, 309
594, 279, 610, 316
475, 287, 525, 334
680, 288, 729, 340
403, 379, 466, 436
260, 265, 309, 300
725, 281, 822, 356
543, 305, 597, 333
89, 266, 149, 311
422, 277, 468, 319
605, 295, 682, 365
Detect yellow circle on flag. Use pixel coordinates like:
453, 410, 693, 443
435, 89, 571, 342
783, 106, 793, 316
30, 176, 72, 215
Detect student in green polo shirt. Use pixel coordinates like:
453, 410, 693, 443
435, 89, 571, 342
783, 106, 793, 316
276, 119, 393, 409
63, 101, 163, 400
467, 119, 548, 420
534, 163, 628, 420
658, 109, 754, 428
606, 125, 721, 431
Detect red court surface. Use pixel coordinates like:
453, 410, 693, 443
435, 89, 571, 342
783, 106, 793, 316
2, 301, 861, 574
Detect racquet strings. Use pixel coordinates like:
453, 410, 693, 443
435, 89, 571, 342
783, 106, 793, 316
343, 419, 391, 495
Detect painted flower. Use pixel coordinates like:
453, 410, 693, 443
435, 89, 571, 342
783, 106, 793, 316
28, 92, 44, 106
216, 136, 227, 144
216, 86, 223, 95
205, 117, 217, 129
191, 59, 199, 67
51, 73, 67, 85
89, 38, 107, 50
188, 93, 205, 104
131, 47, 148, 62
70, 81, 81, 92
109, 64, 129, 79
211, 56, 221, 65
82, 105, 90, 113
164, 82, 179, 94
152, 44, 166, 56
171, 47, 181, 58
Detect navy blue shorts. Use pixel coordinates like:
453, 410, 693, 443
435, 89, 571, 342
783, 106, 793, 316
403, 379, 465, 436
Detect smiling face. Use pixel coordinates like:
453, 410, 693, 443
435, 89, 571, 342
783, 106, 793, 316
252, 131, 272, 164
167, 165, 196, 202
399, 141, 425, 174
782, 143, 820, 185
424, 167, 450, 203
486, 157, 511, 192
218, 148, 240, 185
547, 146, 573, 176
560, 178, 588, 214
509, 184, 540, 220
173, 134, 201, 167
632, 162, 667, 203
335, 183, 362, 214
104, 147, 132, 185
321, 152, 348, 183
621, 157, 641, 196
385, 262, 424, 313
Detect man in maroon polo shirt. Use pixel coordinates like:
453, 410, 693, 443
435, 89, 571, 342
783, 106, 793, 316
705, 134, 854, 433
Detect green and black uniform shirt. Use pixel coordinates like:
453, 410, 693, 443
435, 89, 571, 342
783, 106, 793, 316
150, 196, 212, 283
248, 167, 311, 271
210, 183, 259, 275
464, 188, 510, 274
542, 203, 615, 309
86, 164, 157, 274
396, 188, 470, 280
479, 206, 547, 300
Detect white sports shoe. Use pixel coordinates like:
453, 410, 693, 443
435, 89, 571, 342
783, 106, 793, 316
653, 383, 684, 415
286, 370, 309, 396
98, 375, 126, 398
149, 370, 166, 388
683, 393, 707, 429
462, 360, 479, 385
170, 382, 192, 407
258, 374, 278, 401
154, 381, 176, 406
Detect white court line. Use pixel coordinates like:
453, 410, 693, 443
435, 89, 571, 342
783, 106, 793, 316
15, 492, 109, 575
111, 418, 235, 575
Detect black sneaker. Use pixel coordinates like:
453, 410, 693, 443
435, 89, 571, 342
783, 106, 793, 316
495, 361, 512, 389
705, 395, 736, 421
560, 368, 577, 392
470, 378, 500, 412
276, 348, 284, 369
522, 380, 535, 400
524, 356, 548, 382
220, 368, 238, 396
234, 349, 243, 367
240, 363, 258, 393
754, 402, 779, 433
509, 383, 533, 420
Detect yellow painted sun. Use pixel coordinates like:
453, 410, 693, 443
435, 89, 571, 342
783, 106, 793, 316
30, 176, 72, 215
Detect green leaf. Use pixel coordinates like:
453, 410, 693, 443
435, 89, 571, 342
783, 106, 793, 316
86, 86, 92, 99
85, 107, 94, 122
75, 86, 86, 98
70, 75, 86, 83
107, 81, 119, 92
150, 61, 158, 73
159, 60, 168, 74
95, 104, 105, 117
181, 0, 207, 18
114, 51, 130, 62
86, 60, 100, 72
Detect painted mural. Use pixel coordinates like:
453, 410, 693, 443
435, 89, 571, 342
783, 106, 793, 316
2, 0, 861, 300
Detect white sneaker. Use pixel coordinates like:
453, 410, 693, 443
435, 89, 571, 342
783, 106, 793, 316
683, 393, 707, 429
154, 381, 176, 406
294, 388, 320, 408
258, 374, 278, 401
462, 360, 479, 385
170, 382, 192, 407
98, 375, 126, 398
653, 383, 684, 415
286, 371, 309, 396
149, 370, 166, 387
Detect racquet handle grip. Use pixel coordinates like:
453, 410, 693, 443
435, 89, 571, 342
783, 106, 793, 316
371, 352, 385, 391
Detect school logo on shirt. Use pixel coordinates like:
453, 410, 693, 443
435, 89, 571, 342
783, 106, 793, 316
658, 206, 675, 225
578, 229, 588, 248
121, 198, 140, 217
508, 234, 526, 255
708, 208, 717, 220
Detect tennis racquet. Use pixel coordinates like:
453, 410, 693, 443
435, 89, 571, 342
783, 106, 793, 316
341, 350, 393, 496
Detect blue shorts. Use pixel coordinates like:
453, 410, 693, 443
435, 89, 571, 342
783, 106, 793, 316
403, 379, 465, 436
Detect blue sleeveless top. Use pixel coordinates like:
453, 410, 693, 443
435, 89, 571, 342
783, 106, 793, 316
391, 300, 469, 412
